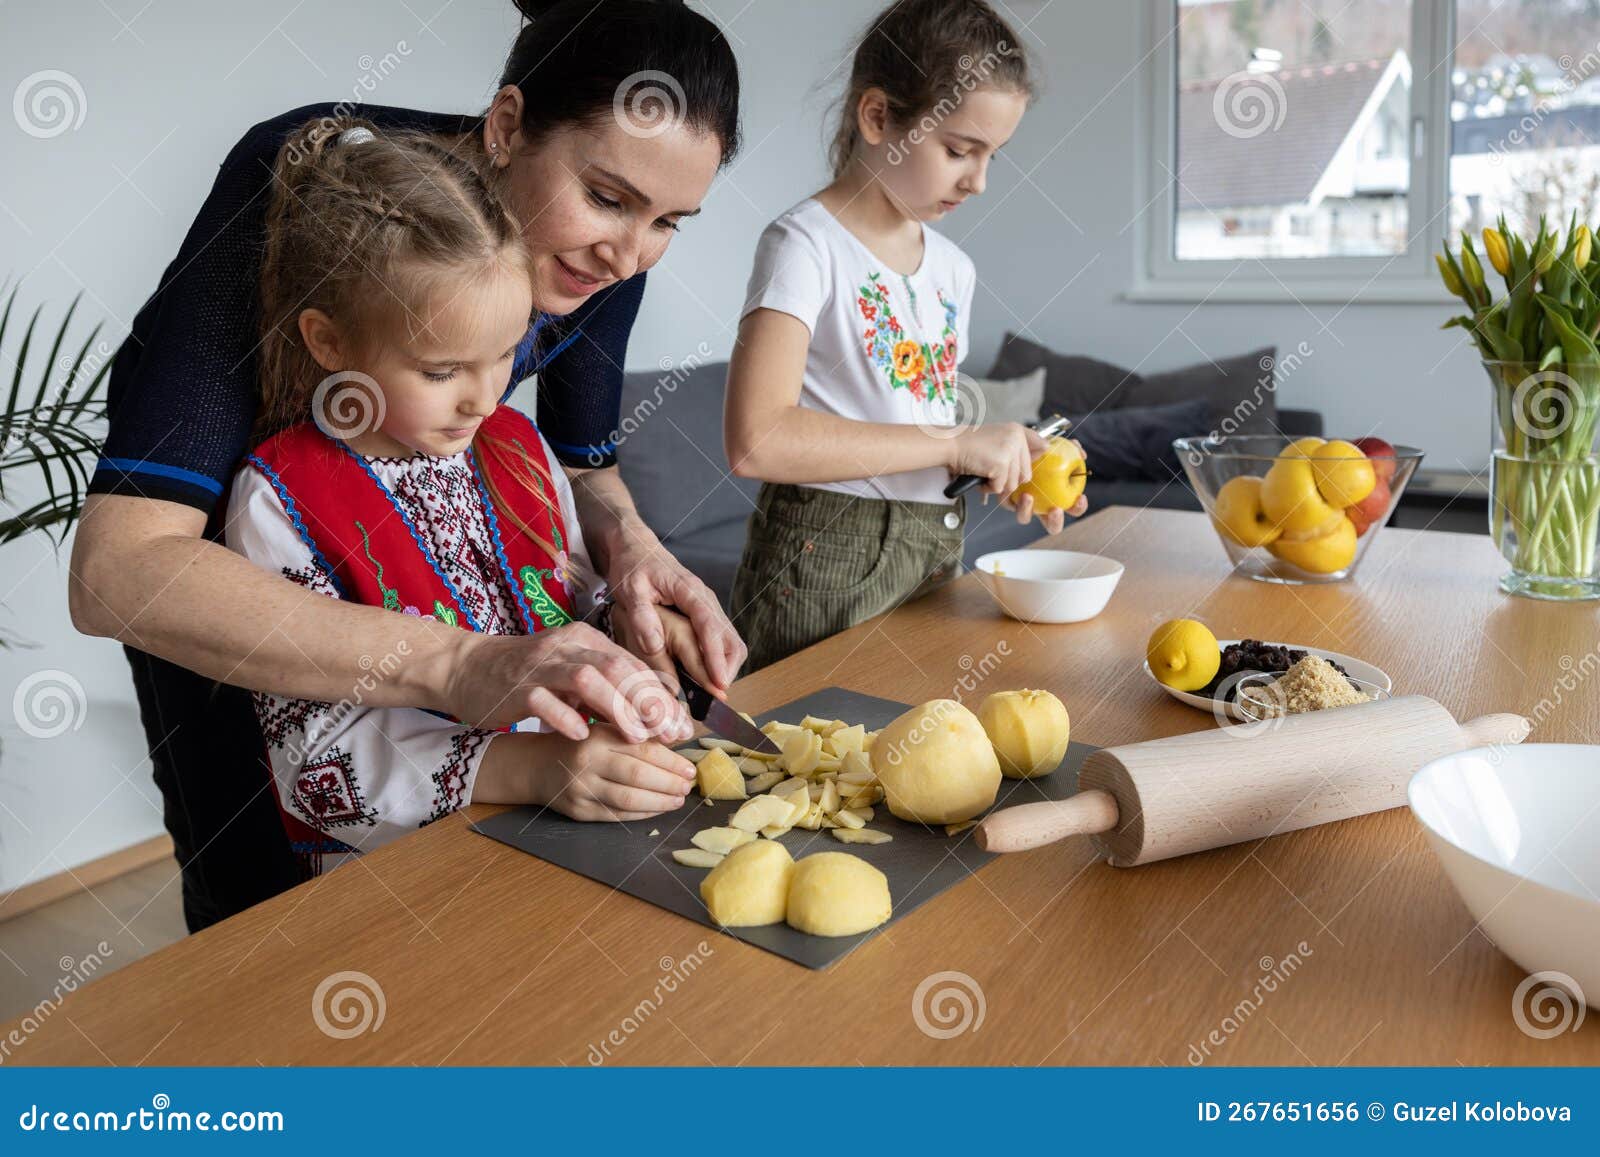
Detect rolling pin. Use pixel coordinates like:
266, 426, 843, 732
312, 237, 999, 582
974, 695, 1529, 865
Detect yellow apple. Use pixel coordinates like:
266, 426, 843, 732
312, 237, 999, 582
1260, 455, 1343, 539
1011, 437, 1087, 513
1267, 515, 1358, 574
871, 699, 1001, 824
1211, 475, 1282, 547
1310, 440, 1378, 507
1281, 436, 1326, 459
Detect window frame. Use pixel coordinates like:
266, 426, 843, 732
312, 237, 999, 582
1131, 0, 1458, 303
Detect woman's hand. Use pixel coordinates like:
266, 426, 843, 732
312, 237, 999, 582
604, 530, 747, 691
1004, 437, 1090, 534
443, 623, 694, 744
950, 422, 1048, 500
531, 726, 697, 822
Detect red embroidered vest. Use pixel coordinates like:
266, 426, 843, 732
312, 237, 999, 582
245, 406, 577, 874
246, 405, 577, 636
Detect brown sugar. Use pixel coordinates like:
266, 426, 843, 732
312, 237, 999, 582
1247, 655, 1369, 716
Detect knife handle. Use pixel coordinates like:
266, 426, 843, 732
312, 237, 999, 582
942, 414, 1072, 500
673, 656, 713, 718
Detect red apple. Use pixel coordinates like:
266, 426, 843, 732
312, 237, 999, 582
1352, 436, 1397, 484
1347, 478, 1392, 536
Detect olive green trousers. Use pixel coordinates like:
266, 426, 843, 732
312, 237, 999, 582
730, 483, 967, 674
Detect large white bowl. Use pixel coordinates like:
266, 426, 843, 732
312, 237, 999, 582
1409, 744, 1600, 1008
973, 550, 1122, 623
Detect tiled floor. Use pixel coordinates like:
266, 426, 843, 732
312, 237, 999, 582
0, 861, 188, 1023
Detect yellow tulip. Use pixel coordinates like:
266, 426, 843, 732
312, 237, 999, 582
1482, 228, 1512, 277
1459, 242, 1487, 299
1435, 253, 1465, 297
1576, 225, 1592, 270
1535, 234, 1557, 275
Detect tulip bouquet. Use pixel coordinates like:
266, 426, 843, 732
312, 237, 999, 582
1438, 216, 1600, 598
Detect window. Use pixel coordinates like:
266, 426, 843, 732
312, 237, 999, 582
1136, 0, 1472, 300
1448, 1, 1600, 240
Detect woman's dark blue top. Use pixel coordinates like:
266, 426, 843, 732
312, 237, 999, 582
90, 102, 645, 517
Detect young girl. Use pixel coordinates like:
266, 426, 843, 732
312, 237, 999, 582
227, 119, 699, 876
724, 0, 1087, 673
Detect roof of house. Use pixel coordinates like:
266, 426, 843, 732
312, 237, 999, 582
1177, 55, 1399, 210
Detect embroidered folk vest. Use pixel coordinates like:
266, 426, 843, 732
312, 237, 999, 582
246, 405, 577, 635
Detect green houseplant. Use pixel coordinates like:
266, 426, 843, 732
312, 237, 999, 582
0, 279, 112, 644
1438, 217, 1600, 600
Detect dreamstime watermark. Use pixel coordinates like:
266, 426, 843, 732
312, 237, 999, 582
911, 372, 982, 439
311, 970, 386, 1039
283, 44, 412, 164
277, 641, 413, 772
884, 43, 1017, 165
585, 942, 714, 1064
0, 942, 113, 1064
911, 970, 986, 1038
1511, 970, 1586, 1039
12, 669, 87, 740
1212, 69, 1287, 140
613, 70, 687, 140
587, 341, 715, 466
1186, 941, 1314, 1064
1485, 40, 1600, 165
1510, 369, 1581, 440
1476, 642, 1593, 769
311, 369, 386, 441
876, 642, 1011, 771
13, 70, 86, 139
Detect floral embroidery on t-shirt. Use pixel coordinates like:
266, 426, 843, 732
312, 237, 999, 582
857, 272, 959, 401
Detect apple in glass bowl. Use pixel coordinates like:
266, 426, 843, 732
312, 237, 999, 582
1175, 435, 1424, 584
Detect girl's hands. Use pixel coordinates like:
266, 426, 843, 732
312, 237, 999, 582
615, 604, 720, 700
949, 423, 1048, 499
532, 725, 697, 822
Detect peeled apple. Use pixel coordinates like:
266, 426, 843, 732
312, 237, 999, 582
785, 852, 892, 937
871, 699, 1001, 824
699, 840, 793, 927
977, 690, 1070, 779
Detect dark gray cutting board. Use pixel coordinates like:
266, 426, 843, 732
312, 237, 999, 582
472, 686, 1095, 969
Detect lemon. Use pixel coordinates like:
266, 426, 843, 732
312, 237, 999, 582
1146, 619, 1221, 692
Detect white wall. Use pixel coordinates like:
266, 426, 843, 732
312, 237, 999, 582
0, 0, 1484, 888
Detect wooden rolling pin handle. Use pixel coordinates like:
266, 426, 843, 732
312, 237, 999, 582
1458, 713, 1532, 748
974, 789, 1120, 854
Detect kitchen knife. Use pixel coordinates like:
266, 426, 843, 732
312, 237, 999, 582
673, 658, 781, 754
942, 412, 1074, 500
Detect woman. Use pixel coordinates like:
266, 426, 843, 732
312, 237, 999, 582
68, 0, 746, 930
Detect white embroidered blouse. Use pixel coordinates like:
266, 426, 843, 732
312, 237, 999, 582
224, 440, 598, 874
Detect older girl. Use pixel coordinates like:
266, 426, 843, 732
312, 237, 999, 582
724, 0, 1087, 673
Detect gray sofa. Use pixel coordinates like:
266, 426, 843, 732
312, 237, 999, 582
615, 361, 1322, 608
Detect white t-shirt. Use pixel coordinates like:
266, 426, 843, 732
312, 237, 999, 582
741, 197, 976, 505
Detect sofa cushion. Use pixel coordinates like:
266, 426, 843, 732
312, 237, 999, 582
1066, 398, 1213, 482
1126, 346, 1279, 436
615, 361, 760, 543
966, 366, 1047, 426
986, 333, 1141, 415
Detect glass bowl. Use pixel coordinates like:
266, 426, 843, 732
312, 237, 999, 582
1174, 435, 1424, 585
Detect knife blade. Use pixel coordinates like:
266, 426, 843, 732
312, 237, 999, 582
673, 658, 781, 754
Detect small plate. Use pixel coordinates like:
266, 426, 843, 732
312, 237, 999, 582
1144, 639, 1393, 723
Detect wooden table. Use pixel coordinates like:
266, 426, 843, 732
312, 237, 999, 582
8, 507, 1598, 1065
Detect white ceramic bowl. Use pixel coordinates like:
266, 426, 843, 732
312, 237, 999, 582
973, 550, 1123, 624
1409, 744, 1600, 1008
